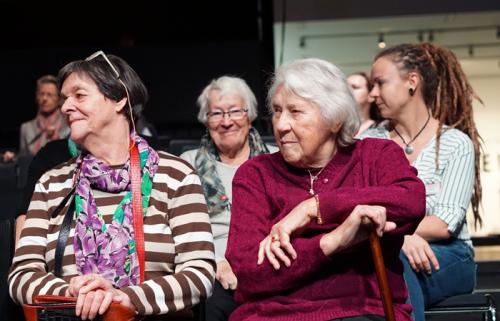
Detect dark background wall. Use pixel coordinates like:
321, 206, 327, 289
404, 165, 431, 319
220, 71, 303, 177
0, 0, 275, 150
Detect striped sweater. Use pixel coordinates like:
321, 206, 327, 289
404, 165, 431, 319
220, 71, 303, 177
9, 151, 216, 316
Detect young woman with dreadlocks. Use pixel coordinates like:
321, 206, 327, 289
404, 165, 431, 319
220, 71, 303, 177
361, 42, 482, 321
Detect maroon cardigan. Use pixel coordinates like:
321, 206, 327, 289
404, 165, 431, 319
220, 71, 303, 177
226, 138, 426, 321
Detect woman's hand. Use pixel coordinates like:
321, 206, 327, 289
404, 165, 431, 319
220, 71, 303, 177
111, 289, 136, 312
402, 234, 439, 274
75, 288, 115, 320
66, 274, 131, 320
257, 197, 317, 269
67, 274, 114, 297
216, 261, 238, 290
320, 205, 396, 256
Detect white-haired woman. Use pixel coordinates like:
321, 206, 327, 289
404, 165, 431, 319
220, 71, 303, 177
181, 76, 277, 321
225, 59, 426, 321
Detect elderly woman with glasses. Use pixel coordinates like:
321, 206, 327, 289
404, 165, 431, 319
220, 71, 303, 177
9, 52, 215, 320
181, 76, 277, 321
225, 58, 426, 321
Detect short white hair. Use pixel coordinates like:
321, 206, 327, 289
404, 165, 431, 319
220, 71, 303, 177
267, 58, 360, 147
197, 76, 258, 125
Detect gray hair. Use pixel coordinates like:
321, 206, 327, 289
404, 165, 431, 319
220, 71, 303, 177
197, 76, 258, 125
267, 58, 360, 147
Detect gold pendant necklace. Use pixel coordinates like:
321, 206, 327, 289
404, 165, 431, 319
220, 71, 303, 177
307, 167, 327, 195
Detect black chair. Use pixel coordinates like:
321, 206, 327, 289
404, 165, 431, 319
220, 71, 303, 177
0, 162, 22, 221
0, 218, 23, 321
168, 139, 201, 156
425, 293, 497, 321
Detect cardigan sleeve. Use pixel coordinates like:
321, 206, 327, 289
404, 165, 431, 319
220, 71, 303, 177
8, 181, 71, 304
121, 171, 216, 315
226, 164, 333, 301
317, 140, 426, 235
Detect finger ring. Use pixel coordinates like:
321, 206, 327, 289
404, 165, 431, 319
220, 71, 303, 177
271, 236, 279, 242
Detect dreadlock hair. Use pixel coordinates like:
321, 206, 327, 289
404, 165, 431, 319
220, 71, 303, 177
349, 71, 384, 124
375, 42, 483, 227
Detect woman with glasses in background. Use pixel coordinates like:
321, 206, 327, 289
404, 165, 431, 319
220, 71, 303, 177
181, 76, 278, 321
9, 51, 215, 320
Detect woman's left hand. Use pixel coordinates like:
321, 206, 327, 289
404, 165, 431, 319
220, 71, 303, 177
74, 288, 136, 320
75, 288, 115, 320
67, 274, 114, 297
257, 197, 317, 269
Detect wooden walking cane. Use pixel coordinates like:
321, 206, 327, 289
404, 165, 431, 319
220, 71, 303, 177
369, 230, 396, 321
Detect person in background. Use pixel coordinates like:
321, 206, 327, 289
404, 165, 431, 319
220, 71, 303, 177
226, 58, 425, 321
362, 42, 482, 321
3, 75, 70, 162
346, 72, 383, 137
9, 51, 215, 320
181, 76, 278, 321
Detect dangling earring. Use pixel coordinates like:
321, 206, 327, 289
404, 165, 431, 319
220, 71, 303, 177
409, 88, 415, 96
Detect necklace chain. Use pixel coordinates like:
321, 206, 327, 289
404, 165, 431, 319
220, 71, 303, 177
393, 109, 431, 155
307, 167, 327, 195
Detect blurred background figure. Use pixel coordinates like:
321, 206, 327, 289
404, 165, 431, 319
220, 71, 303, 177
347, 72, 384, 137
181, 75, 277, 321
20, 75, 70, 156
3, 75, 69, 162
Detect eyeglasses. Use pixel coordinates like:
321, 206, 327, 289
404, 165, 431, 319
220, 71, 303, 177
85, 50, 137, 133
86, 51, 121, 79
206, 108, 248, 123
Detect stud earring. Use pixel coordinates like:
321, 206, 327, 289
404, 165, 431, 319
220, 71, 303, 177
409, 88, 415, 96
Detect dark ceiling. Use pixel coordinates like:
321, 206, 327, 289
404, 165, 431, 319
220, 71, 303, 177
0, 1, 264, 49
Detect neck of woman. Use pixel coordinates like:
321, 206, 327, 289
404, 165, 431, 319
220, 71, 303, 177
218, 141, 251, 166
84, 122, 131, 166
359, 103, 372, 123
302, 138, 337, 169
393, 102, 433, 138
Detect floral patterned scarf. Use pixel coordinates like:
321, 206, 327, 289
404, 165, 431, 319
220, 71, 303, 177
194, 127, 269, 214
73, 133, 159, 287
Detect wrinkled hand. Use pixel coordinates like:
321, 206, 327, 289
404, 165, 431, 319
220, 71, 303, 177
402, 234, 439, 274
75, 288, 115, 320
110, 289, 136, 313
217, 261, 238, 290
67, 274, 114, 297
257, 197, 317, 270
320, 205, 396, 256
66, 274, 136, 320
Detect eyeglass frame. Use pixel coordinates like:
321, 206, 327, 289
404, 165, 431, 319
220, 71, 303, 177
85, 50, 121, 79
206, 108, 249, 123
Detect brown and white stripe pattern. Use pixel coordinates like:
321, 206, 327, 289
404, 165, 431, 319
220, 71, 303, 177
9, 151, 215, 316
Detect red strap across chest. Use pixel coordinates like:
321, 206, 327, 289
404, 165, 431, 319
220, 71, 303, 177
130, 142, 145, 283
